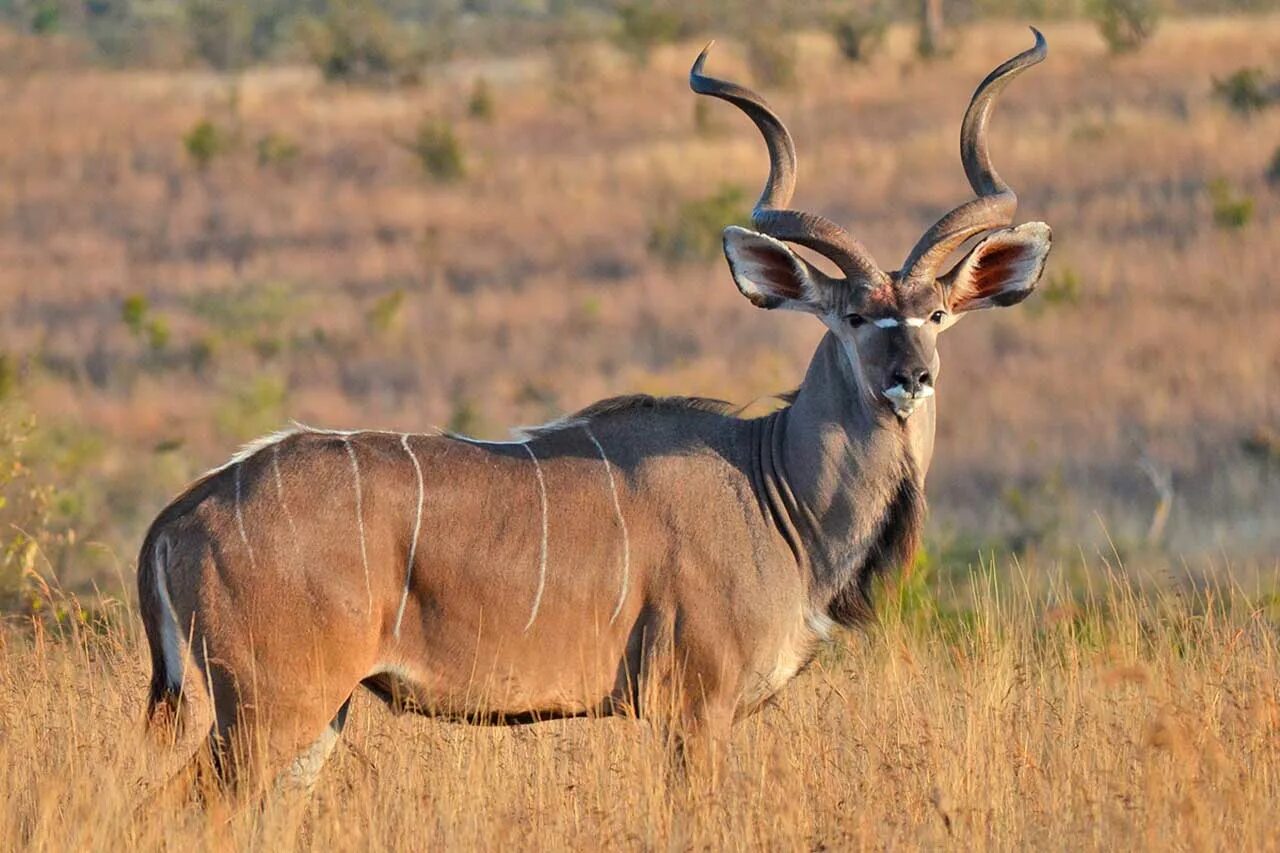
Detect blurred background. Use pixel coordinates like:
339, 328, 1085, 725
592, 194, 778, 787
0, 0, 1275, 612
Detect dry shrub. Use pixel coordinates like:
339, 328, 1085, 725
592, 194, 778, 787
298, 0, 417, 85
1089, 0, 1160, 54
401, 117, 467, 183
649, 185, 751, 265
1213, 67, 1276, 117
831, 10, 889, 65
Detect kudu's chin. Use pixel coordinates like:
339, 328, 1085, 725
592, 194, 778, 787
882, 385, 934, 419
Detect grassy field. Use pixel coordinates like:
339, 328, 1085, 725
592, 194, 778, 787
1, 562, 1277, 849
0, 9, 1277, 850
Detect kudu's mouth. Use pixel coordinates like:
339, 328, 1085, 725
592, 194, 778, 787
882, 384, 934, 419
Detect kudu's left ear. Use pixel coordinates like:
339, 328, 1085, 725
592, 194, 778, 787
940, 222, 1052, 313
722, 226, 834, 314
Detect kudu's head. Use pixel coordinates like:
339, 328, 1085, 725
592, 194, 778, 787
692, 29, 1053, 419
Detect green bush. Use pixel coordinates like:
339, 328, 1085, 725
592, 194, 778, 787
256, 132, 301, 172
1088, 0, 1159, 54
366, 289, 406, 335
121, 294, 148, 336
121, 294, 170, 351
187, 0, 252, 70
81, 0, 140, 63
1000, 469, 1070, 556
183, 119, 230, 171
403, 117, 466, 183
30, 2, 59, 35
1208, 178, 1253, 230
468, 78, 495, 122
447, 399, 486, 437
189, 335, 219, 375
1213, 68, 1273, 117
187, 0, 291, 70
831, 10, 888, 65
614, 3, 683, 66
215, 375, 288, 441
0, 413, 70, 610
1029, 266, 1082, 316
299, 0, 415, 85
0, 354, 16, 403
649, 185, 752, 265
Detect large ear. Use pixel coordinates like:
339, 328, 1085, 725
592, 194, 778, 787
722, 226, 832, 314
940, 222, 1052, 313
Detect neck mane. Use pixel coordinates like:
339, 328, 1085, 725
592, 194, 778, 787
766, 333, 927, 626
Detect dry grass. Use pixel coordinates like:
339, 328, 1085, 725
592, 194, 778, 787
1, 560, 1277, 850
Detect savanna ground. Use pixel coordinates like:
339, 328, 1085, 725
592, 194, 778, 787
0, 8, 1277, 850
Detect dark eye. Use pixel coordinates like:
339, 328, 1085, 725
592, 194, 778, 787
930, 310, 947, 324
845, 313, 866, 328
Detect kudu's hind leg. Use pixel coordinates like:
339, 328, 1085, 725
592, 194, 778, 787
275, 698, 352, 793
145, 677, 356, 811
204, 664, 359, 803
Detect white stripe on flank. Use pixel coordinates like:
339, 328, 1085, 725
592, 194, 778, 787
233, 463, 258, 570
271, 443, 301, 553
583, 425, 630, 625
394, 434, 425, 639
344, 438, 372, 615
522, 443, 549, 633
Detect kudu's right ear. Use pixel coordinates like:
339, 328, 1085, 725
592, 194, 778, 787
722, 226, 832, 314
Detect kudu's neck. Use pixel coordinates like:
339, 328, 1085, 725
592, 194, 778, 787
765, 333, 930, 614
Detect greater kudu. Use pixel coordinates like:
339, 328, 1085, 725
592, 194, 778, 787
139, 30, 1052, 797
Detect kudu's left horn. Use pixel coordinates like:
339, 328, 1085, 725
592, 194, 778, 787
690, 43, 888, 287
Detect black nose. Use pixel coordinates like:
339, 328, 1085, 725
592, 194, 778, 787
891, 369, 933, 393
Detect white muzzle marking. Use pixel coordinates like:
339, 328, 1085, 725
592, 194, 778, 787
882, 384, 934, 419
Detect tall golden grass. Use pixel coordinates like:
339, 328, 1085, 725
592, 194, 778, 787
1, 556, 1276, 849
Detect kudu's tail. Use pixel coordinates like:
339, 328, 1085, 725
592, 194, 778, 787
137, 530, 192, 743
